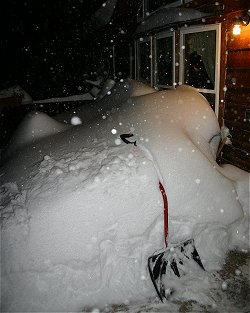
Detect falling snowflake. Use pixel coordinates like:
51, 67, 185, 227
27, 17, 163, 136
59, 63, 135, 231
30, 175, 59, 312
221, 281, 228, 290
71, 116, 82, 125
235, 269, 241, 276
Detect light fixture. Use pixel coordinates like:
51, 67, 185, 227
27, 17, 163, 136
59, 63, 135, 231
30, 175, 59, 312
233, 23, 241, 35
232, 10, 250, 35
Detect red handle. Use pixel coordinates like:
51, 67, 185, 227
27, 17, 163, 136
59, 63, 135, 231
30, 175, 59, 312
159, 181, 168, 248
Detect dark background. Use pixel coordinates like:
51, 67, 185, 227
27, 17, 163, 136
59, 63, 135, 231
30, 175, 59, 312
0, 0, 141, 150
0, 0, 140, 100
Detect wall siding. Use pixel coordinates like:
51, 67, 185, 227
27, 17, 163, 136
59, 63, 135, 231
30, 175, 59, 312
220, 14, 250, 172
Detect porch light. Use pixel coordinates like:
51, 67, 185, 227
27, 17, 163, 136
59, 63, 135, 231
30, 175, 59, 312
233, 23, 241, 35
232, 11, 250, 35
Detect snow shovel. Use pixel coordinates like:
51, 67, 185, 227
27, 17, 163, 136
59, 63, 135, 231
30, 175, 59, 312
148, 181, 205, 302
120, 133, 205, 302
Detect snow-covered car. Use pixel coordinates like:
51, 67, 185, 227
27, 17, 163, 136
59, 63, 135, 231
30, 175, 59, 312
0, 80, 249, 312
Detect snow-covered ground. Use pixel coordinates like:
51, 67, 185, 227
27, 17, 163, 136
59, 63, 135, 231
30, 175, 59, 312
0, 81, 249, 312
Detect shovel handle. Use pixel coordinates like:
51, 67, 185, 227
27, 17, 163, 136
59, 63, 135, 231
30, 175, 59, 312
120, 133, 168, 247
159, 181, 168, 247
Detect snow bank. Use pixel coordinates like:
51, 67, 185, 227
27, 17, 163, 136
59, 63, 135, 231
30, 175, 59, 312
2, 111, 70, 159
55, 78, 156, 124
0, 84, 248, 312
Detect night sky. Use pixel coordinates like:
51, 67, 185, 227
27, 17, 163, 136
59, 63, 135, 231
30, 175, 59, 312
0, 0, 139, 100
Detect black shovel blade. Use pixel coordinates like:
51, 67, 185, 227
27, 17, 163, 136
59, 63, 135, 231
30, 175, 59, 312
148, 239, 205, 302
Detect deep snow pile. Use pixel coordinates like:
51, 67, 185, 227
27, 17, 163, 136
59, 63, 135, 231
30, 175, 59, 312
0, 83, 249, 312
55, 78, 156, 125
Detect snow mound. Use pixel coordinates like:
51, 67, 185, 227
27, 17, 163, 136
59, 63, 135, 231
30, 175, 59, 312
0, 85, 248, 312
95, 78, 156, 107
55, 79, 156, 124
3, 111, 70, 158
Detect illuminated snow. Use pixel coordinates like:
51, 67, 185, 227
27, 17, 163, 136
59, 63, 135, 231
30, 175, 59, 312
0, 83, 249, 312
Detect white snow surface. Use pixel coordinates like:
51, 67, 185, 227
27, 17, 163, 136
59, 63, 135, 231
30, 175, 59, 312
135, 7, 209, 34
55, 78, 156, 125
0, 83, 249, 312
2, 111, 71, 158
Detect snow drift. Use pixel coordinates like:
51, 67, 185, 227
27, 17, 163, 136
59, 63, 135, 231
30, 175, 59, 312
0, 83, 249, 312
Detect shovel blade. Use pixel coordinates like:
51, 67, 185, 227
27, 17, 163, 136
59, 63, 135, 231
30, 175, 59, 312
148, 239, 205, 302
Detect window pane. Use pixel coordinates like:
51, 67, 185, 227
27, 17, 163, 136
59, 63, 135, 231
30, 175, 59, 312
184, 30, 216, 90
155, 36, 173, 86
201, 93, 216, 111
138, 40, 151, 83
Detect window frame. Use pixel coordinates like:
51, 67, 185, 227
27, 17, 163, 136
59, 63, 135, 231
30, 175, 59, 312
179, 23, 221, 116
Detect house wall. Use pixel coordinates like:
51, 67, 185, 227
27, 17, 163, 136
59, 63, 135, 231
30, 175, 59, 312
132, 1, 250, 172
181, 1, 250, 172
219, 11, 250, 172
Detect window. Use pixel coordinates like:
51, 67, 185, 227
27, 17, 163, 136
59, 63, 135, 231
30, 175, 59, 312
154, 32, 174, 87
135, 32, 174, 87
180, 24, 221, 115
136, 37, 152, 84
183, 31, 216, 89
134, 24, 221, 115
